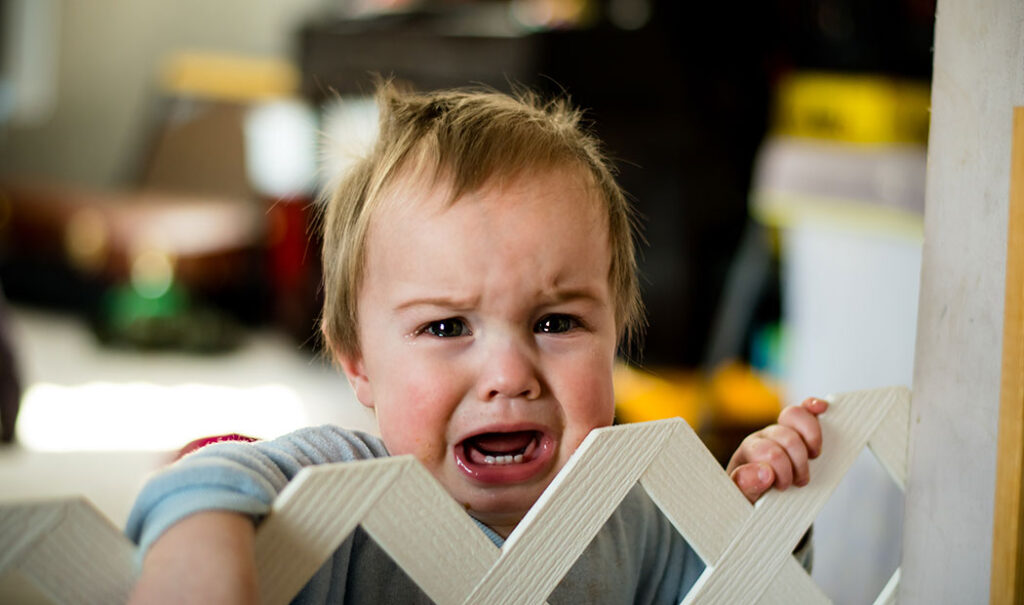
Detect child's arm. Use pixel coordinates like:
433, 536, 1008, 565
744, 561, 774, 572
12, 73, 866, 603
726, 397, 828, 503
128, 511, 258, 604
125, 427, 389, 601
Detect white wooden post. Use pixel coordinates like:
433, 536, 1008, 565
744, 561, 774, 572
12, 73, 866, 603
902, 1, 1024, 603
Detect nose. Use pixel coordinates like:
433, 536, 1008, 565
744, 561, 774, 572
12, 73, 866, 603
477, 338, 541, 402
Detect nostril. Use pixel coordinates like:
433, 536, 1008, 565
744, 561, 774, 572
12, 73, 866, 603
485, 385, 538, 401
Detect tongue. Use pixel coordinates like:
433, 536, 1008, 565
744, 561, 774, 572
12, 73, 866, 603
470, 431, 535, 454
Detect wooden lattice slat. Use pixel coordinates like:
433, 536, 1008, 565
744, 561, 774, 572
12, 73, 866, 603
0, 386, 910, 604
0, 496, 136, 604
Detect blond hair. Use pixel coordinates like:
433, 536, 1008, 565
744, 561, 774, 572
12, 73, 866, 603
320, 82, 642, 356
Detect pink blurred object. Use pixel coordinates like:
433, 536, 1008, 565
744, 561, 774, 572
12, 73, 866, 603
176, 433, 258, 460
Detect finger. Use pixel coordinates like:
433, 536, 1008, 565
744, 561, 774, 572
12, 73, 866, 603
725, 435, 754, 475
779, 404, 824, 458
760, 424, 811, 486
731, 462, 774, 504
801, 396, 829, 416
745, 437, 795, 490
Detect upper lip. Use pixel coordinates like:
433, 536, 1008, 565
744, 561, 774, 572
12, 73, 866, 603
455, 422, 552, 445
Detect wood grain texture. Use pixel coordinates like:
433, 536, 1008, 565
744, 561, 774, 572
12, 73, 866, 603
903, 1, 1024, 602
361, 460, 501, 604
0, 386, 910, 604
756, 559, 831, 605
254, 456, 405, 605
0, 498, 136, 605
682, 387, 909, 605
465, 420, 676, 605
867, 390, 911, 490
641, 420, 750, 564
990, 106, 1024, 605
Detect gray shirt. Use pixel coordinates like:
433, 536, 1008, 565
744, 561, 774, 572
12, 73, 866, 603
126, 425, 710, 603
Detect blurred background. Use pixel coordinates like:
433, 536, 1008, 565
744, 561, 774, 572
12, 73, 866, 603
0, 0, 933, 602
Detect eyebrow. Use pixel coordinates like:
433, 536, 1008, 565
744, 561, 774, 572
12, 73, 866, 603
538, 286, 605, 306
392, 285, 604, 313
393, 294, 481, 312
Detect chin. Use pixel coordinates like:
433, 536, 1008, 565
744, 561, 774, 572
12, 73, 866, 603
459, 481, 552, 534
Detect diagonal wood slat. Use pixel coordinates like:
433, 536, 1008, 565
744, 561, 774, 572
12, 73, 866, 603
255, 456, 406, 604
874, 568, 901, 605
0, 386, 910, 605
867, 388, 911, 489
0, 497, 136, 605
465, 420, 677, 605
683, 386, 909, 604
361, 459, 501, 605
640, 419, 750, 565
757, 558, 832, 605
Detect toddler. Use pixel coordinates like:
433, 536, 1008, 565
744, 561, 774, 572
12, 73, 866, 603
127, 83, 826, 604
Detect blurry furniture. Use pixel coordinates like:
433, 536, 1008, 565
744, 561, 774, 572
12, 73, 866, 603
0, 52, 325, 349
0, 181, 264, 350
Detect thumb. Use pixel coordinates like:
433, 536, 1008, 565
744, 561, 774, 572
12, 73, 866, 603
731, 463, 774, 504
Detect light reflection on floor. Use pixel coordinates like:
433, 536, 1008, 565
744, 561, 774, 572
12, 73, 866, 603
1, 306, 376, 526
18, 382, 308, 451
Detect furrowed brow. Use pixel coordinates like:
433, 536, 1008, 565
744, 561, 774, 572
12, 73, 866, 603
542, 286, 605, 306
393, 294, 480, 312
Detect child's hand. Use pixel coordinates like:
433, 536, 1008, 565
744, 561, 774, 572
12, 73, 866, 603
726, 397, 828, 504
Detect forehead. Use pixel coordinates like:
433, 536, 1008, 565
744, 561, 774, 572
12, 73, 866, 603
373, 162, 607, 237
363, 165, 611, 292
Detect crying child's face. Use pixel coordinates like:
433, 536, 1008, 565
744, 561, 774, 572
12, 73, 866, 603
336, 167, 619, 537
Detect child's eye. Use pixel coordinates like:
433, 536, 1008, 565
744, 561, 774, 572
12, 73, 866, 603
423, 318, 470, 338
534, 314, 579, 334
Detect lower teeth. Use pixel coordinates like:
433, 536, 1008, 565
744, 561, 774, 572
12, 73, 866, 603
482, 453, 525, 465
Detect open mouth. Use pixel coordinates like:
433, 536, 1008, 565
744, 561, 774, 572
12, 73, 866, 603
464, 430, 539, 465
454, 429, 555, 484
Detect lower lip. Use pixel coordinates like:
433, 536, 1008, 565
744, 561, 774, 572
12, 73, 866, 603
454, 436, 556, 485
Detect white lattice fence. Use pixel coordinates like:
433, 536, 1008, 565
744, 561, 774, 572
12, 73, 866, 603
0, 386, 910, 604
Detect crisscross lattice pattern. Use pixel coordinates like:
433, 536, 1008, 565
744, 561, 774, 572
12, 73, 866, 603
0, 386, 909, 604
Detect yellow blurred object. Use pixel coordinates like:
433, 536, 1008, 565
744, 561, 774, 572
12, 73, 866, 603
708, 361, 782, 426
512, 0, 598, 29
752, 192, 924, 241
613, 364, 702, 426
160, 52, 299, 102
773, 72, 930, 145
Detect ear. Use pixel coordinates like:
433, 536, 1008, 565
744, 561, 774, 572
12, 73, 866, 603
336, 352, 375, 409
